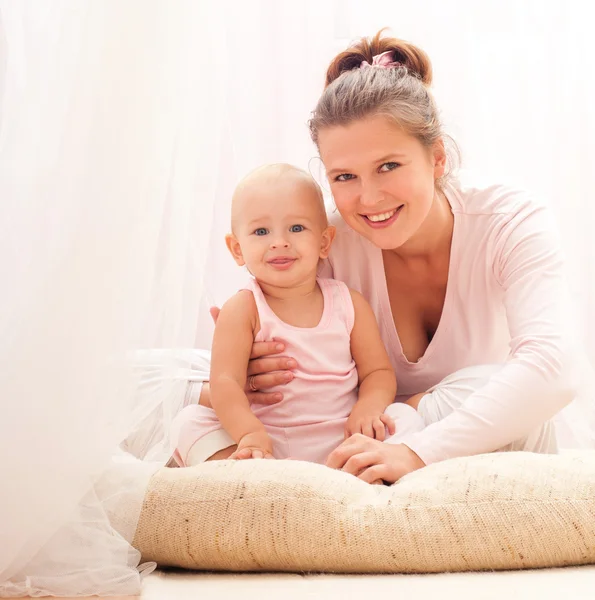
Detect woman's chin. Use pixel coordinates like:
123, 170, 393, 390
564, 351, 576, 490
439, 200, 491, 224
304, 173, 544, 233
344, 216, 407, 250
360, 228, 407, 251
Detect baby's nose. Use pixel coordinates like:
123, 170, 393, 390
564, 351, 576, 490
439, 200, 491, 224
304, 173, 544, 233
270, 238, 290, 248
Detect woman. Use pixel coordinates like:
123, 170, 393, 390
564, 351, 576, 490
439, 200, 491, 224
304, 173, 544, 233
186, 30, 582, 483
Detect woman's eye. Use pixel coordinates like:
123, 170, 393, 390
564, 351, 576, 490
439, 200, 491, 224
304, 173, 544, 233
254, 228, 268, 236
380, 162, 400, 172
335, 173, 355, 182
290, 224, 305, 233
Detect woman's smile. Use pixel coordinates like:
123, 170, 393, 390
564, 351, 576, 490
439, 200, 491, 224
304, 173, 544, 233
361, 205, 404, 228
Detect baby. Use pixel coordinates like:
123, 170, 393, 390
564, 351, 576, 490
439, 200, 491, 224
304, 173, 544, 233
171, 164, 398, 466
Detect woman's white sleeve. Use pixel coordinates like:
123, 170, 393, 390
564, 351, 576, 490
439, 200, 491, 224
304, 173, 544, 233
401, 203, 581, 464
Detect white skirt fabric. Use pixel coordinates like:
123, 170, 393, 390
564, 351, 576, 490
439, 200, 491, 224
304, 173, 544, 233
121, 349, 211, 462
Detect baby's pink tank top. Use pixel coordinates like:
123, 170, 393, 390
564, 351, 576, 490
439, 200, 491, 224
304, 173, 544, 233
244, 277, 359, 428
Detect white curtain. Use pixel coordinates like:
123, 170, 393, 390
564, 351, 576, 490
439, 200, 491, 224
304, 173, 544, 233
0, 0, 593, 596
0, 0, 226, 595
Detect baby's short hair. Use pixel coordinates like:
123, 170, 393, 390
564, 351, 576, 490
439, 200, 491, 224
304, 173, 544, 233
231, 163, 327, 229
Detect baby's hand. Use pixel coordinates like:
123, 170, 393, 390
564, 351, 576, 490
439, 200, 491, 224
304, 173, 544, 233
231, 430, 275, 460
345, 406, 396, 441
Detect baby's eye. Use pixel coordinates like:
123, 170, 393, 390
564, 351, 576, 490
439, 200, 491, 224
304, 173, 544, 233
379, 162, 400, 172
335, 173, 355, 182
253, 228, 269, 236
290, 224, 305, 233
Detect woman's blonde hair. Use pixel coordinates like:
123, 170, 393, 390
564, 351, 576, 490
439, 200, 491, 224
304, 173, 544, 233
309, 29, 459, 187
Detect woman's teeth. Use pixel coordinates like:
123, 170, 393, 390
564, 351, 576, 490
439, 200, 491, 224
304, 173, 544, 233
367, 209, 397, 222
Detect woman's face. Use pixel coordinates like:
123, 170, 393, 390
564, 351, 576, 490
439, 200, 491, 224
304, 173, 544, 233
318, 114, 445, 250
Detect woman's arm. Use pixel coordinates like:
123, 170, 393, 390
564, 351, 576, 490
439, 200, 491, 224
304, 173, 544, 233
401, 200, 579, 464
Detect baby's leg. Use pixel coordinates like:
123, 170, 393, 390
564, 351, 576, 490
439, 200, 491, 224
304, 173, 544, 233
169, 404, 235, 466
415, 364, 558, 454
383, 402, 427, 445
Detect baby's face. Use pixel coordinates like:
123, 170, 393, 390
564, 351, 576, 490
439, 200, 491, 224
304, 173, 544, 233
228, 176, 332, 288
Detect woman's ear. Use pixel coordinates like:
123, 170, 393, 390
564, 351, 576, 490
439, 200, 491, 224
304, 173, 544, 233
319, 225, 336, 259
432, 138, 447, 179
225, 234, 245, 266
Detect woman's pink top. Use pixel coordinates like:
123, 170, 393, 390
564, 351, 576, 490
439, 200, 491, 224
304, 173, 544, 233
319, 183, 579, 465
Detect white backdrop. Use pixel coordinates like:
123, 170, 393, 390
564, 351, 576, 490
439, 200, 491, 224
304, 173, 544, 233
1, 0, 594, 596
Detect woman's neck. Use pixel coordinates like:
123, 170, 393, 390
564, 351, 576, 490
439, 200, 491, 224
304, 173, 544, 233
389, 190, 454, 266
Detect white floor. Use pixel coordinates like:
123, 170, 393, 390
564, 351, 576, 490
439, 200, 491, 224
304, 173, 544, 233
140, 566, 595, 600
14, 566, 595, 599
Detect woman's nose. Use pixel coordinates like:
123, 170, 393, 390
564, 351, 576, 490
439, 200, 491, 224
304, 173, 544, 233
359, 180, 385, 207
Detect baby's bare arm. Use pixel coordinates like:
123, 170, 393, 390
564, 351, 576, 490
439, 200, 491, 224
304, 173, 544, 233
350, 290, 397, 405
347, 290, 397, 439
210, 291, 269, 443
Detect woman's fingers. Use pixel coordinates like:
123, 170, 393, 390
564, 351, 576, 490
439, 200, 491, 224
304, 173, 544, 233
325, 433, 369, 470
247, 356, 296, 377
248, 371, 294, 391
249, 341, 286, 360
325, 441, 353, 470
342, 451, 380, 477
329, 442, 424, 484
246, 391, 283, 405
358, 464, 390, 485
380, 414, 396, 436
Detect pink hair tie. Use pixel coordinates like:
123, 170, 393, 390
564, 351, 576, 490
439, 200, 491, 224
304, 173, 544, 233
360, 50, 402, 70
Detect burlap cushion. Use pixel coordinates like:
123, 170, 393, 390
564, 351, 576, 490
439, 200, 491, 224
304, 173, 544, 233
132, 451, 595, 573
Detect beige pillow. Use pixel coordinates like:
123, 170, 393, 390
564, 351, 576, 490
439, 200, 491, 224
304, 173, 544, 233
133, 451, 595, 573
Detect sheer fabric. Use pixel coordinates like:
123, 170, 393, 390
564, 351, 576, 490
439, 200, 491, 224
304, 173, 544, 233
0, 1, 225, 595
0, 1, 335, 595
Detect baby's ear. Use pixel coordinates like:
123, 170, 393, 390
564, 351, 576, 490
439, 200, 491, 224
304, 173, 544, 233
319, 225, 336, 259
225, 234, 245, 266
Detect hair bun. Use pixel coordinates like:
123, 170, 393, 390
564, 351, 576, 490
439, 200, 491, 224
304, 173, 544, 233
325, 29, 433, 88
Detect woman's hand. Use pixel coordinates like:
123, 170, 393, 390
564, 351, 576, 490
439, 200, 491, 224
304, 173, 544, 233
204, 306, 295, 406
244, 341, 296, 403
325, 434, 426, 484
